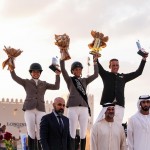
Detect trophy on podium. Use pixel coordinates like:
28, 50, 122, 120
49, 56, 61, 72
54, 33, 71, 61
136, 40, 149, 57
88, 30, 109, 57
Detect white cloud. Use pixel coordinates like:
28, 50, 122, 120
0, 0, 150, 122
0, 0, 56, 18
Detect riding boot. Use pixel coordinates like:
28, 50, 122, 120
70, 137, 75, 150
80, 138, 86, 150
34, 138, 38, 150
37, 140, 42, 150
28, 136, 35, 150
75, 135, 80, 150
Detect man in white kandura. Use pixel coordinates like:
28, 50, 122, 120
90, 103, 126, 150
127, 95, 150, 150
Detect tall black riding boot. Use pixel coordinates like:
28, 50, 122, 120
37, 140, 42, 150
80, 138, 86, 150
75, 135, 80, 150
34, 138, 38, 150
28, 136, 35, 150
70, 137, 75, 150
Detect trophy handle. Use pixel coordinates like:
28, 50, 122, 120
60, 49, 71, 60
89, 51, 101, 57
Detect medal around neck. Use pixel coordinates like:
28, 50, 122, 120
88, 30, 109, 57
136, 40, 149, 57
49, 57, 61, 72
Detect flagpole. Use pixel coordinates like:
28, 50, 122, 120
87, 57, 90, 94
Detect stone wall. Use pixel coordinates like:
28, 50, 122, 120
0, 94, 94, 138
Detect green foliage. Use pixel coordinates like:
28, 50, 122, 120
4, 139, 15, 150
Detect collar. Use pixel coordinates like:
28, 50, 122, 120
53, 110, 63, 117
53, 110, 58, 117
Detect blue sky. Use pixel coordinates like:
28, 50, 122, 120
0, 0, 150, 122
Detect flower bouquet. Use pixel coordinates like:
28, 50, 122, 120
2, 46, 23, 72
54, 33, 71, 61
1, 132, 14, 150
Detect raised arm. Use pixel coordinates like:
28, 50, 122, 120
10, 70, 25, 86
46, 73, 60, 90
60, 59, 70, 83
97, 58, 108, 78
124, 59, 146, 82
86, 56, 98, 84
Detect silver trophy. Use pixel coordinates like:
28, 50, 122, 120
49, 56, 61, 72
136, 40, 148, 57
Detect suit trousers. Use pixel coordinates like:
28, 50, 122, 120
24, 108, 46, 140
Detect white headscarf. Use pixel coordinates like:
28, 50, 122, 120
136, 95, 150, 131
137, 95, 150, 111
95, 103, 115, 123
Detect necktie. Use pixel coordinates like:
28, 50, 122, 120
57, 116, 63, 133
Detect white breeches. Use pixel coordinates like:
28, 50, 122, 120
114, 105, 124, 124
24, 109, 46, 140
67, 107, 89, 139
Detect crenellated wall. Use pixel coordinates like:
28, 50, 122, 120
0, 94, 94, 138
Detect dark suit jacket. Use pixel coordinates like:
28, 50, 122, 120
97, 59, 146, 107
40, 112, 70, 150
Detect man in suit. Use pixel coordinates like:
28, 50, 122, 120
40, 97, 70, 150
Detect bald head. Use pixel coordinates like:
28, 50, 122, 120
54, 97, 65, 104
53, 97, 65, 115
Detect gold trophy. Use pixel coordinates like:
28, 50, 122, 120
55, 33, 71, 61
88, 30, 109, 57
